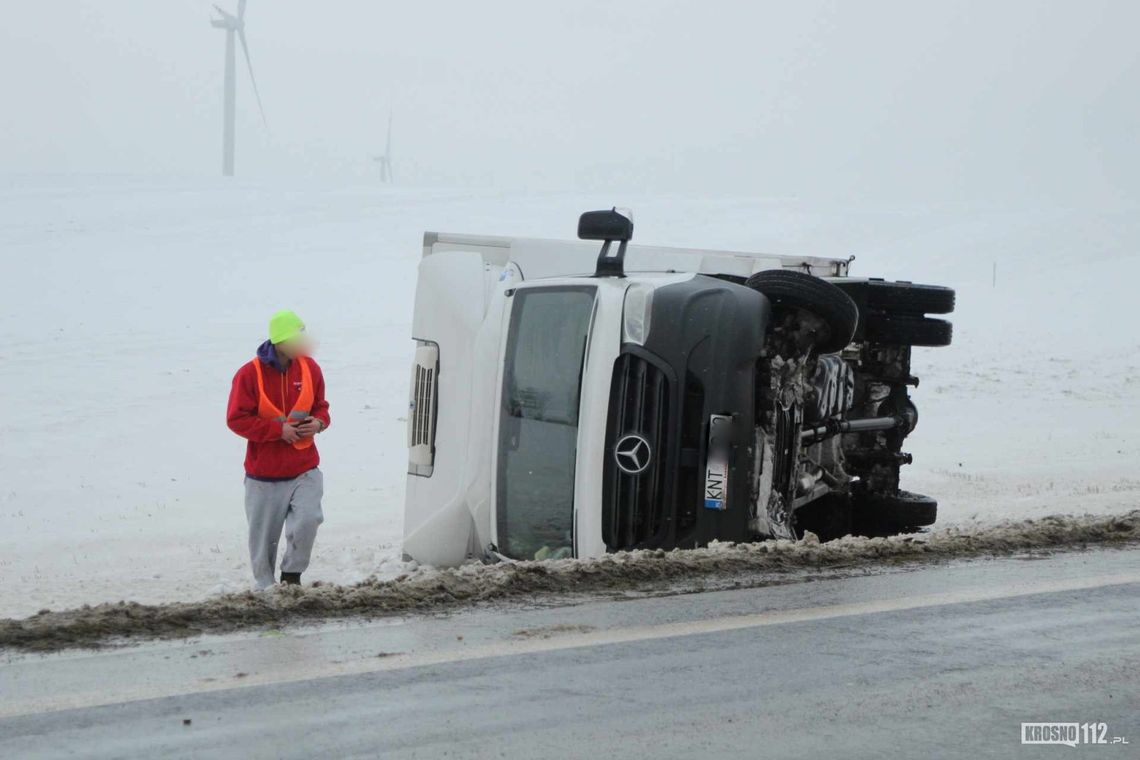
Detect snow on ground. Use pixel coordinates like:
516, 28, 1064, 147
1, 175, 1138, 618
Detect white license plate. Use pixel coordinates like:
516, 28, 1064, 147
704, 414, 731, 510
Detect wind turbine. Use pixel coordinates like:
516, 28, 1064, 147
211, 0, 267, 177
373, 113, 393, 183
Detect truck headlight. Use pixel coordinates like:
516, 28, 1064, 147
623, 283, 654, 345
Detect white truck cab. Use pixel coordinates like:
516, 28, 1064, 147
403, 210, 953, 566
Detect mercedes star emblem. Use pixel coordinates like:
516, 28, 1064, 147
614, 433, 652, 475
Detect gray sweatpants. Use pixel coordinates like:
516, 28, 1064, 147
244, 468, 324, 589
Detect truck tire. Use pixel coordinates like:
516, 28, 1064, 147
832, 279, 955, 315
745, 270, 859, 354
854, 489, 937, 534
863, 313, 953, 347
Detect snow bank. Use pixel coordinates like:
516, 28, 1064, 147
2, 510, 1137, 652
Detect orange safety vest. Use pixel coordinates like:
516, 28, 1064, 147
251, 356, 315, 450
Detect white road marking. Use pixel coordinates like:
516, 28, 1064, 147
2, 571, 1138, 719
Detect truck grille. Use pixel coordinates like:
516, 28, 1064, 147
603, 353, 671, 550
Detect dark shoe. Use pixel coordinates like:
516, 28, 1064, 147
280, 572, 302, 586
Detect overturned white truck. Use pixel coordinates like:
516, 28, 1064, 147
403, 210, 954, 566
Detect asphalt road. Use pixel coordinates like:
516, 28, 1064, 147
2, 549, 1138, 759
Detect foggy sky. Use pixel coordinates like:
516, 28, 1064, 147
2, 0, 1138, 201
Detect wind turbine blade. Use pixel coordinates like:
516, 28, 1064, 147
238, 0, 247, 21
213, 4, 236, 22
238, 29, 268, 129
386, 113, 393, 157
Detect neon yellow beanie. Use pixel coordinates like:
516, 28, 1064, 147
268, 310, 305, 345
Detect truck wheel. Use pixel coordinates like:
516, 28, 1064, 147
745, 270, 859, 354
854, 490, 937, 535
863, 314, 953, 347
832, 279, 955, 315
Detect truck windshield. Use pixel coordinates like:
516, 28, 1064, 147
496, 286, 596, 560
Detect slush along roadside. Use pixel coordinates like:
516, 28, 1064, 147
1, 509, 1137, 653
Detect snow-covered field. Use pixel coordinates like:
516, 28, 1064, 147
2, 175, 1138, 618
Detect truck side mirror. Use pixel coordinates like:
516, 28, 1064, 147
579, 208, 634, 277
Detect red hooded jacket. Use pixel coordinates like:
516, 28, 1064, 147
227, 341, 331, 479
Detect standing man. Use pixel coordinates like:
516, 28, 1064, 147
226, 310, 331, 588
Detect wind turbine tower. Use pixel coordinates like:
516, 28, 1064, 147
211, 0, 268, 177
374, 114, 394, 183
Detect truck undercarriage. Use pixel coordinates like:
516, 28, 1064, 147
754, 275, 954, 541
